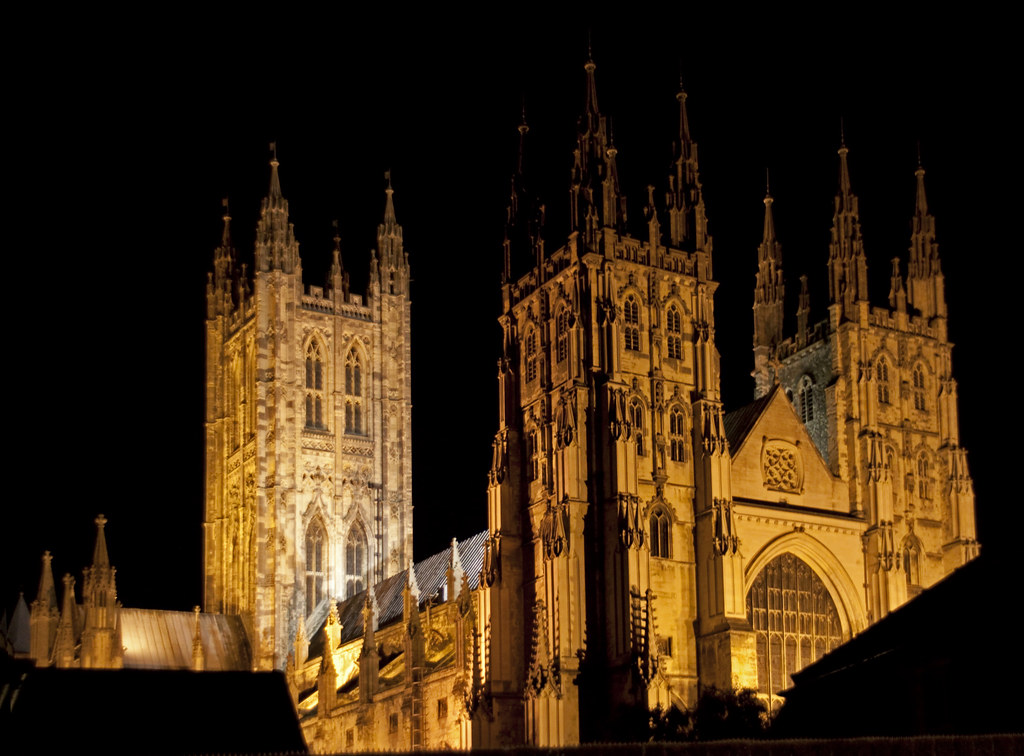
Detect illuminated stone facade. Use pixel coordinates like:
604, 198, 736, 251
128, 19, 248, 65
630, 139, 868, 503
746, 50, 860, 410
203, 156, 413, 670
469, 55, 978, 747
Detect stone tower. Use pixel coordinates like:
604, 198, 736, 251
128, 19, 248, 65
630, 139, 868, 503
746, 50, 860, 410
750, 144, 978, 621
475, 56, 743, 746
204, 151, 413, 669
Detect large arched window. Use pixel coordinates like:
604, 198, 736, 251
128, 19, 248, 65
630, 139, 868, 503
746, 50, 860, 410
525, 328, 538, 383
912, 364, 926, 411
305, 340, 326, 430
746, 553, 842, 700
305, 520, 327, 616
669, 406, 687, 462
876, 357, 891, 405
556, 308, 570, 363
666, 305, 683, 360
624, 296, 641, 352
797, 375, 814, 424
344, 348, 363, 435
345, 527, 367, 599
649, 508, 671, 558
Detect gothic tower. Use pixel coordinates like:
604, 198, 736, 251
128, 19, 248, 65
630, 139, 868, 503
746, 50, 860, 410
475, 56, 748, 747
751, 144, 978, 622
204, 151, 413, 669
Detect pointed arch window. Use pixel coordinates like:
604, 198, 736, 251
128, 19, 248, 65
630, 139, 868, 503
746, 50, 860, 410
525, 328, 538, 383
344, 348, 364, 435
746, 553, 843, 701
649, 508, 671, 558
345, 527, 367, 599
556, 308, 570, 363
624, 296, 641, 352
797, 375, 815, 424
305, 520, 327, 616
669, 406, 687, 462
305, 340, 326, 430
912, 364, 926, 411
631, 400, 645, 456
526, 428, 539, 482
666, 305, 683, 360
876, 357, 891, 405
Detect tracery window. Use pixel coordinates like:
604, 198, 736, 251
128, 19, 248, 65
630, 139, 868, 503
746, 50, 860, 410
876, 357, 891, 405
746, 553, 842, 701
912, 364, 926, 411
669, 406, 687, 462
305, 520, 326, 616
631, 400, 645, 456
666, 305, 683, 360
525, 329, 538, 383
344, 348, 363, 434
305, 340, 326, 429
624, 296, 640, 352
556, 308, 570, 363
649, 508, 671, 558
345, 527, 367, 598
526, 429, 539, 481
797, 375, 814, 424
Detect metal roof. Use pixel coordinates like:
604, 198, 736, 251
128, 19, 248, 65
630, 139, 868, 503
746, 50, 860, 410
723, 384, 780, 452
120, 609, 251, 671
310, 530, 488, 653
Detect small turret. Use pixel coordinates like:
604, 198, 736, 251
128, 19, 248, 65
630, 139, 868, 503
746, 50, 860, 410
81, 514, 122, 668
53, 574, 79, 668
888, 257, 907, 313
375, 172, 409, 297
358, 591, 379, 702
753, 178, 785, 398
665, 79, 710, 260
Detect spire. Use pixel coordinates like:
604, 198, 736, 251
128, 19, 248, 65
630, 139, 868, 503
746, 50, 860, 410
570, 46, 624, 241
191, 606, 205, 671
375, 172, 408, 296
34, 551, 58, 612
91, 514, 109, 569
828, 131, 868, 316
753, 181, 784, 350
665, 79, 710, 256
255, 144, 301, 274
796, 274, 810, 348
53, 574, 78, 668
503, 110, 546, 291
329, 220, 349, 301
906, 156, 945, 319
888, 257, 907, 312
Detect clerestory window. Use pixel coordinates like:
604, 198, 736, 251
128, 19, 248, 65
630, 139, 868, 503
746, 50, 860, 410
624, 296, 641, 352
305, 520, 326, 616
912, 364, 926, 411
876, 357, 891, 405
649, 509, 671, 558
666, 305, 682, 360
669, 406, 687, 462
305, 340, 326, 429
344, 348, 363, 434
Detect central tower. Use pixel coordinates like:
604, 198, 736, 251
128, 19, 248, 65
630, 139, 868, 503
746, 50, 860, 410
203, 154, 413, 670
475, 56, 741, 746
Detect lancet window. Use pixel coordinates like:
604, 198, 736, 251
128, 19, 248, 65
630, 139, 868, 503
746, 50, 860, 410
631, 400, 645, 456
344, 348, 363, 435
624, 295, 641, 351
666, 305, 683, 360
746, 552, 843, 701
305, 340, 326, 430
876, 357, 891, 405
669, 406, 687, 462
912, 364, 926, 411
917, 455, 932, 500
556, 308, 570, 363
649, 508, 671, 558
345, 527, 367, 598
903, 539, 921, 589
525, 328, 538, 383
305, 520, 327, 616
797, 375, 814, 424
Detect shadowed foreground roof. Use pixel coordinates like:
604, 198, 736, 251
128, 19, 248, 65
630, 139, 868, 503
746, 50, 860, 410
1, 667, 306, 755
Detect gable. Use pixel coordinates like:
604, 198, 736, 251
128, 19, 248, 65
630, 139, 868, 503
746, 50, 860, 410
729, 388, 849, 512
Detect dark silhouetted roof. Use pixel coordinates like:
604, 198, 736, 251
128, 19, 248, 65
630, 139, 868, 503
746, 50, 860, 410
723, 385, 780, 452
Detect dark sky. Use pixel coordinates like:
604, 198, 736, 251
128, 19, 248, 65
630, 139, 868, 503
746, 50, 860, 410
4, 14, 1011, 613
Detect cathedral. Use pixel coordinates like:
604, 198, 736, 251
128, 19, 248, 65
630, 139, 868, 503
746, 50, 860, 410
7, 52, 979, 753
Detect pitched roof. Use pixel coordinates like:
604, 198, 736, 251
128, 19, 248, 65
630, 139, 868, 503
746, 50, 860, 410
309, 530, 487, 656
724, 384, 781, 452
120, 609, 251, 670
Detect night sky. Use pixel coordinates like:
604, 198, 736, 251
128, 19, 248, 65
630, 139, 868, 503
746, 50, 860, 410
4, 15, 1011, 615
